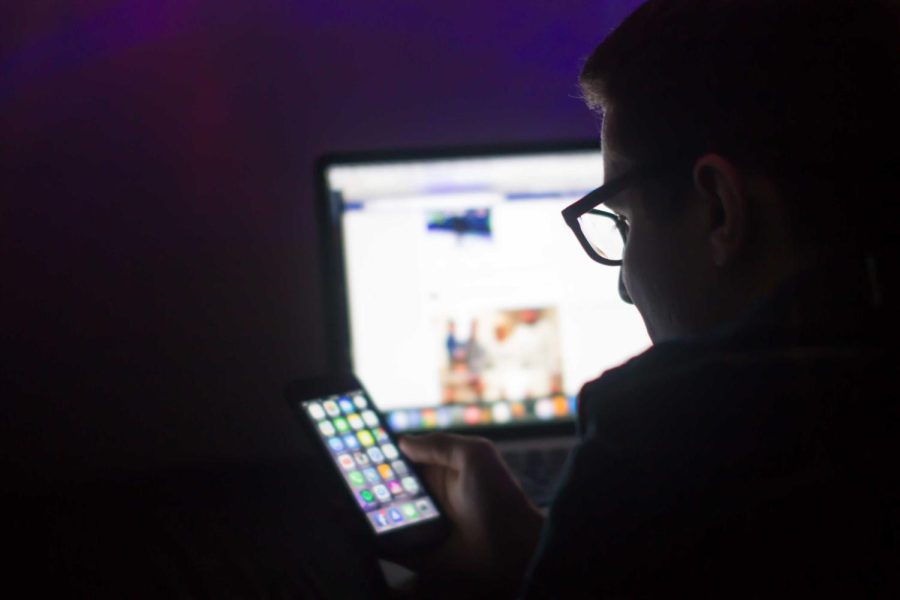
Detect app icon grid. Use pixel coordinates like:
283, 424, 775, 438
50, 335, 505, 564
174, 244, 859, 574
304, 393, 441, 534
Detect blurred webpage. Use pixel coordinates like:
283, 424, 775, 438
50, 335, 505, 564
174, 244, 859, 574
330, 153, 651, 420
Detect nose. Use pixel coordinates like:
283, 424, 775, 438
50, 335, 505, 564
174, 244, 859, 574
618, 268, 633, 304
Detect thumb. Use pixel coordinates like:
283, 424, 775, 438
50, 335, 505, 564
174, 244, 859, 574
399, 432, 471, 470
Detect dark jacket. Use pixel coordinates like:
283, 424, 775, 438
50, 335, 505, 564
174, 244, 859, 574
523, 263, 898, 598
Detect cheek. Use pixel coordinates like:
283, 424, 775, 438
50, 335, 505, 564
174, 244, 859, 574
620, 225, 687, 339
620, 228, 654, 303
620, 230, 655, 313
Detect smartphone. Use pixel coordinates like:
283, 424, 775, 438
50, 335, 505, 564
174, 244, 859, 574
286, 374, 449, 556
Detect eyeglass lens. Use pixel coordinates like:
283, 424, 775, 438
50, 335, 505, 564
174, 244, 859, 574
576, 212, 625, 262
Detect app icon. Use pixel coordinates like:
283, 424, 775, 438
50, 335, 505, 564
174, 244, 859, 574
367, 447, 385, 463
342, 434, 360, 450
357, 430, 375, 447
338, 454, 355, 471
388, 508, 404, 523
377, 464, 394, 480
323, 400, 341, 417
391, 460, 408, 476
339, 398, 355, 414
374, 427, 390, 443
347, 414, 364, 430
353, 394, 368, 410
348, 471, 365, 487
387, 480, 404, 496
421, 409, 437, 428
435, 407, 452, 428
406, 410, 422, 429
306, 402, 326, 420
327, 437, 344, 452
361, 410, 379, 428
373, 484, 391, 502
401, 477, 419, 494
318, 421, 335, 437
415, 499, 432, 515
492, 402, 511, 424
553, 395, 569, 417
535, 399, 555, 420
463, 405, 482, 425
362, 467, 380, 484
401, 503, 418, 519
371, 511, 389, 529
359, 489, 375, 503
381, 443, 399, 460
353, 451, 370, 466
388, 411, 409, 431
333, 417, 349, 433
449, 406, 465, 425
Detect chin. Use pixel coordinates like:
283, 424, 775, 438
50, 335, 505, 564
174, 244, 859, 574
643, 317, 680, 345
641, 317, 661, 345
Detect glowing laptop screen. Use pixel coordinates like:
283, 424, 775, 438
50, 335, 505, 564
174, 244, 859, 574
324, 148, 650, 431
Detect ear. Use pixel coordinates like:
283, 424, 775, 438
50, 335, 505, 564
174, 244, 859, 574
692, 154, 747, 267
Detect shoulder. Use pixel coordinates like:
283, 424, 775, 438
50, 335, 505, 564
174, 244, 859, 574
575, 331, 891, 457
576, 337, 717, 435
529, 337, 897, 598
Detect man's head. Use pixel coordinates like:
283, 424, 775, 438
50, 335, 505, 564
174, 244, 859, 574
579, 0, 900, 342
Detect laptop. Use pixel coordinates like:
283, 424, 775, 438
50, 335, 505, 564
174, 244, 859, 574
315, 141, 650, 507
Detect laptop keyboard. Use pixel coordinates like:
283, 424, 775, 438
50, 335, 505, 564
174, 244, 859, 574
501, 444, 574, 508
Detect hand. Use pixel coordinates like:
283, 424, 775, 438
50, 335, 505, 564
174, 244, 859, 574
396, 433, 544, 592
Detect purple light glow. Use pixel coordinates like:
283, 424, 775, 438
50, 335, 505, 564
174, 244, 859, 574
1, 1, 201, 103
2, 0, 644, 479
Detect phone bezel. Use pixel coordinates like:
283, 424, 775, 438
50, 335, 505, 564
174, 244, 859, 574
285, 373, 450, 557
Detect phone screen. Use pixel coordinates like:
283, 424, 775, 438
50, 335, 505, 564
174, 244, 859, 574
300, 389, 442, 534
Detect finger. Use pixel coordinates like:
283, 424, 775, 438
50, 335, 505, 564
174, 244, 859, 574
399, 432, 493, 471
398, 433, 462, 469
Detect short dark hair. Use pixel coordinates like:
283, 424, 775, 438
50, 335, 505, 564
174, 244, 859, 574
580, 0, 900, 252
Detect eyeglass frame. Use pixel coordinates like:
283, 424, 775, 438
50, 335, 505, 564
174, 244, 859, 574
562, 160, 695, 265
561, 170, 642, 266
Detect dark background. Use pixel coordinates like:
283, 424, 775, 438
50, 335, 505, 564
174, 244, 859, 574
2, 0, 641, 485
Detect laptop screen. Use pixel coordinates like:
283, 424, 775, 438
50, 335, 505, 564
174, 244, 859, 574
319, 143, 650, 434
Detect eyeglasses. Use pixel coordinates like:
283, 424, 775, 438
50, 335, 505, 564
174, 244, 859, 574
562, 161, 690, 265
561, 170, 641, 266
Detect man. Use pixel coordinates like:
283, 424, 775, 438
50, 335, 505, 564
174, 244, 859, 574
399, 0, 899, 597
